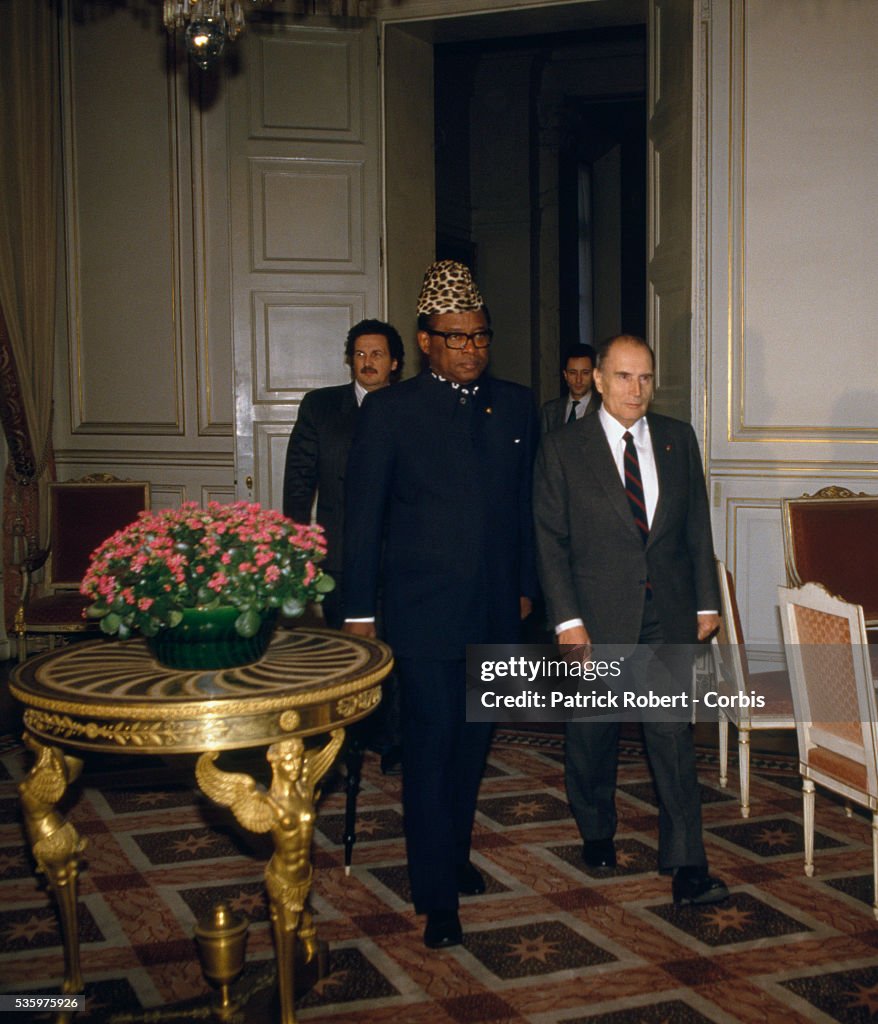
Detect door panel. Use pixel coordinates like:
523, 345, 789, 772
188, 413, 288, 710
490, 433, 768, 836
647, 0, 693, 422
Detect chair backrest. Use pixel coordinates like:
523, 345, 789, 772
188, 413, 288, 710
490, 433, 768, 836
782, 487, 878, 626
46, 477, 150, 590
777, 581, 878, 799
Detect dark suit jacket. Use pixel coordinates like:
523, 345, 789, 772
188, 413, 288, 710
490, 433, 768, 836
282, 382, 358, 574
534, 411, 719, 645
343, 371, 539, 659
540, 391, 600, 434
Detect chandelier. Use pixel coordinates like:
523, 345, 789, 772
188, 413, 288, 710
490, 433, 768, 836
162, 1, 263, 70
163, 1, 360, 70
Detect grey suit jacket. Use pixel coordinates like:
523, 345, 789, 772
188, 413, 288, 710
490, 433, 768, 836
533, 411, 719, 645
540, 391, 600, 434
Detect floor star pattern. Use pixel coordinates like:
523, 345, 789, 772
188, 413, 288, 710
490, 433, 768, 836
2, 728, 878, 1023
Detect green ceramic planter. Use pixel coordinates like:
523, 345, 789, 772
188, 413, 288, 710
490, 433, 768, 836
147, 606, 278, 670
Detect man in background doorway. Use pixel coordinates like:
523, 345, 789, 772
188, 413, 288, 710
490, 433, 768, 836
540, 343, 599, 433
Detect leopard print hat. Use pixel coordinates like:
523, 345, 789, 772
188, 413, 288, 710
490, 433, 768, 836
416, 259, 484, 315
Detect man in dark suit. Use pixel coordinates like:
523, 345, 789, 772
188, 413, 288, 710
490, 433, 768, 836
533, 333, 728, 906
540, 343, 600, 433
343, 260, 539, 949
283, 319, 405, 772
282, 318, 404, 628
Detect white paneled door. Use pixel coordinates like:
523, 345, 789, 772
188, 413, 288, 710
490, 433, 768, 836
227, 18, 381, 509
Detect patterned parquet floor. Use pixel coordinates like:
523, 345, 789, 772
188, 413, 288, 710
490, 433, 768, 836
2, 726, 878, 1023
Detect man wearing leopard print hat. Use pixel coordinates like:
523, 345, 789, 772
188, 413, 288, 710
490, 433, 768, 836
343, 259, 539, 949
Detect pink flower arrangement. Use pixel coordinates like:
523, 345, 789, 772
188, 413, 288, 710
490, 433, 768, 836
81, 501, 334, 640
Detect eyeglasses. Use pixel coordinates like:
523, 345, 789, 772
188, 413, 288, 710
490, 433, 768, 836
427, 329, 493, 349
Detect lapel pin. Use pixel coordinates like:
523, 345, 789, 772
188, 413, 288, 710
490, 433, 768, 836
486, 407, 493, 415
665, 443, 672, 452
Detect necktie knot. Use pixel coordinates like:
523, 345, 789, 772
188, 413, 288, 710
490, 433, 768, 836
566, 400, 580, 425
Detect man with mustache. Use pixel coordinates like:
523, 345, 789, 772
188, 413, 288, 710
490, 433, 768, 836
283, 319, 405, 772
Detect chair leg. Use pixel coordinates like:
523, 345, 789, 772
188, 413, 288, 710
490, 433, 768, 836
872, 812, 878, 921
718, 712, 728, 789
739, 730, 751, 818
803, 778, 815, 877
342, 738, 365, 876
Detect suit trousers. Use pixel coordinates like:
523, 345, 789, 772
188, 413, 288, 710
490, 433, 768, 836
396, 657, 493, 912
564, 601, 707, 870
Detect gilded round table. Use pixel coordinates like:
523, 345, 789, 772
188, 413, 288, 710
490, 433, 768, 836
10, 627, 393, 1024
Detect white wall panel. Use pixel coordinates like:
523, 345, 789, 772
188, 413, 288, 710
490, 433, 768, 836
61, 10, 183, 434
705, 1, 878, 637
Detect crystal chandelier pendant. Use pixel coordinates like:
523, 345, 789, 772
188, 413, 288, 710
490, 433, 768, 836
185, 14, 228, 70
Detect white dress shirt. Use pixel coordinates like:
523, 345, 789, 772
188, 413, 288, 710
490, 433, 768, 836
565, 390, 593, 423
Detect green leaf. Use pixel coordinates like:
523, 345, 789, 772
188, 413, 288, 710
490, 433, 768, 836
85, 602, 109, 620
315, 572, 335, 594
281, 597, 305, 618
100, 612, 122, 635
167, 610, 184, 628
236, 607, 262, 638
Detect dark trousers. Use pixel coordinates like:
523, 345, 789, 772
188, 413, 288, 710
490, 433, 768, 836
396, 657, 493, 913
564, 601, 707, 870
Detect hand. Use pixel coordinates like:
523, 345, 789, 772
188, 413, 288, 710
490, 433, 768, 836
519, 596, 533, 621
342, 620, 377, 638
557, 625, 591, 662
557, 625, 590, 647
697, 613, 721, 642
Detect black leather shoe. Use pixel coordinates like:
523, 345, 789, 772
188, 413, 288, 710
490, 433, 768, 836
380, 746, 402, 775
457, 861, 486, 895
672, 867, 729, 906
582, 838, 616, 870
423, 910, 462, 949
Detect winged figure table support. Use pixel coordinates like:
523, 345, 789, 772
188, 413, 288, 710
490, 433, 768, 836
18, 734, 87, 1021
196, 729, 345, 1024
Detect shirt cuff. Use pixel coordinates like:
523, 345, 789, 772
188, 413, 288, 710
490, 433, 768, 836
555, 618, 584, 634
697, 610, 719, 616
344, 617, 375, 624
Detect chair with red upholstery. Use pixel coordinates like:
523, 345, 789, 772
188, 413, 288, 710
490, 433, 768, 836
777, 581, 878, 919
15, 475, 150, 660
711, 560, 795, 817
782, 486, 878, 635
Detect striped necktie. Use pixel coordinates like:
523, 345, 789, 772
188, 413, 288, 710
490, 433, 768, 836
623, 430, 649, 544
566, 400, 579, 424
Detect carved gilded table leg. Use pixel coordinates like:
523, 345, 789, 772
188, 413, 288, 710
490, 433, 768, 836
196, 728, 345, 1024
19, 733, 87, 1001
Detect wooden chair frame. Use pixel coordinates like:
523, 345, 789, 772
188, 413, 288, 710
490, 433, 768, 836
711, 560, 795, 817
777, 581, 878, 918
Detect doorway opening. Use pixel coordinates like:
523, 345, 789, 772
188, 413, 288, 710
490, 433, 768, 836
430, 22, 647, 401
